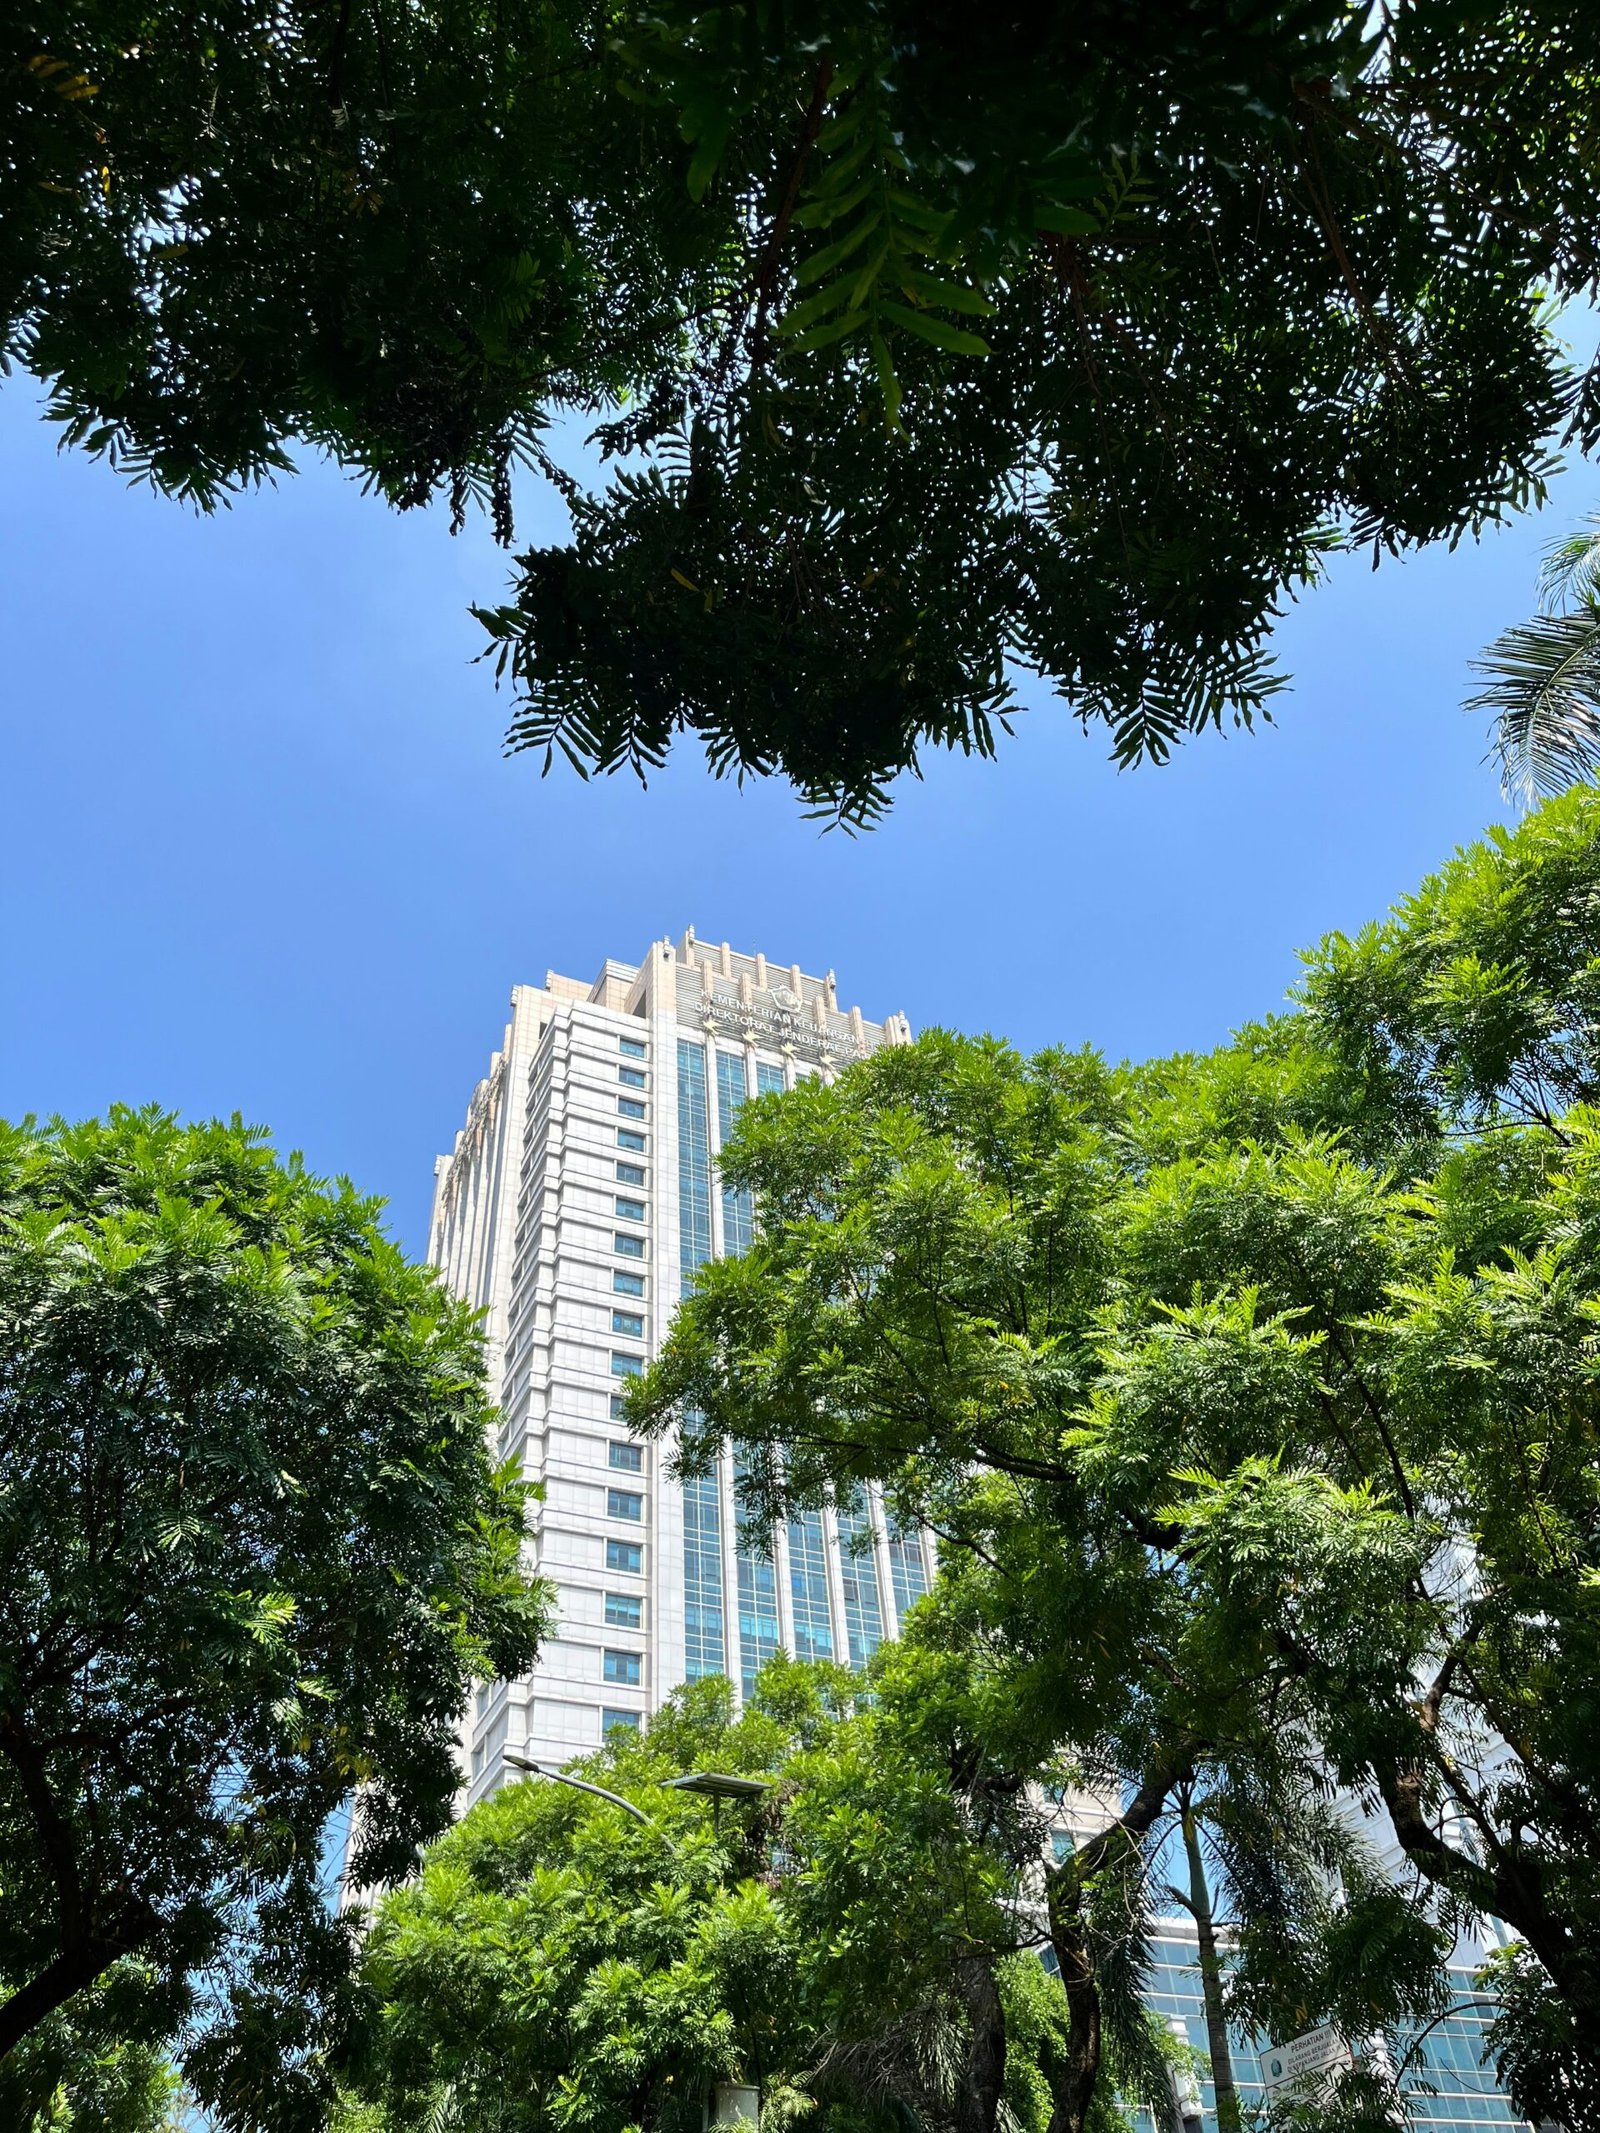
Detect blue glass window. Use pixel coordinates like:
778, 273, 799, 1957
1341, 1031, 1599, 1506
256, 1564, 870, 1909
615, 1196, 645, 1221
612, 1309, 644, 1337
1051, 1829, 1074, 1863
608, 1442, 643, 1472
606, 1538, 642, 1573
886, 1529, 929, 1621
610, 1351, 642, 1377
734, 1453, 780, 1702
619, 1037, 646, 1058
613, 1270, 645, 1297
755, 1061, 786, 1097
715, 1050, 755, 1256
617, 1161, 646, 1186
677, 1040, 712, 1295
609, 1393, 627, 1419
835, 1494, 885, 1667
787, 1507, 835, 1664
683, 1415, 726, 1682
618, 1129, 646, 1152
605, 1592, 642, 1629
601, 1707, 641, 1734
618, 1097, 646, 1120
615, 1231, 645, 1257
607, 1487, 643, 1521
603, 1649, 642, 1686
619, 1066, 646, 1088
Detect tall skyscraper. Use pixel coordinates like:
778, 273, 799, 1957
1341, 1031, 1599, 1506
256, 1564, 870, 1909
428, 930, 920, 1807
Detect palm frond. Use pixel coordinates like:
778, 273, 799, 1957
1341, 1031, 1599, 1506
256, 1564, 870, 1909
1468, 605, 1600, 806
424, 2082, 466, 2133
1537, 519, 1600, 613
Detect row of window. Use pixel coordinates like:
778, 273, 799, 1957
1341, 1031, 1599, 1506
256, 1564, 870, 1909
483, 1709, 641, 1775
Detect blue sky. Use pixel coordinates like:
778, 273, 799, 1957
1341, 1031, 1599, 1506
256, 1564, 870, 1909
3, 382, 1594, 1253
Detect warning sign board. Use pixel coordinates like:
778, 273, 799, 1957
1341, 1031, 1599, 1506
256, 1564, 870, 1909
1258, 2025, 1353, 2097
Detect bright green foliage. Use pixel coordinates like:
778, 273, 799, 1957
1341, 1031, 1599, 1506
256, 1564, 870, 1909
7, 5, 1600, 817
0, 1109, 550, 2131
1295, 785, 1600, 1139
342, 1657, 1187, 2133
629, 791, 1600, 2120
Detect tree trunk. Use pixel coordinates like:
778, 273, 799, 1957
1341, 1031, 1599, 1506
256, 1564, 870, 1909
954, 1954, 1008, 2133
0, 1718, 157, 2060
1041, 1740, 1202, 2133
1044, 1869, 1102, 2133
1378, 1756, 1600, 2036
0, 1910, 151, 2060
1179, 1800, 1241, 2133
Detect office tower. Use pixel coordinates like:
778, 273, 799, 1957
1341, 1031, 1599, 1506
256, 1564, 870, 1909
428, 930, 920, 1808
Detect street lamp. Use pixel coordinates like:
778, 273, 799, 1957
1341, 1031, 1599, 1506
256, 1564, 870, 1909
502, 1753, 771, 1830
502, 1752, 654, 1823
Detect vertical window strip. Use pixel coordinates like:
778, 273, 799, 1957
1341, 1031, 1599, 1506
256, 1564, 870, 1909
734, 1453, 780, 1701
755, 1060, 786, 1097
886, 1528, 929, 1622
715, 1049, 754, 1257
834, 1495, 885, 1667
786, 1506, 834, 1665
682, 1414, 726, 1681
676, 1039, 712, 1296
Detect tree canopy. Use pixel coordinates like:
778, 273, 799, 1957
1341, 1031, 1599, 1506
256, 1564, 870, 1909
339, 1656, 1188, 2133
10, 2, 1600, 816
629, 789, 1600, 2121
0, 1108, 550, 2132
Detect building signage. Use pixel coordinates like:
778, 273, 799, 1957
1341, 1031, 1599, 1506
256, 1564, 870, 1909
1258, 2025, 1353, 2096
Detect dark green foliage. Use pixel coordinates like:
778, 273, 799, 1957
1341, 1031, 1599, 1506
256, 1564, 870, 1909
0, 1108, 550, 2131
7, 3, 1600, 815
1482, 1941, 1600, 2133
628, 792, 1600, 2115
0, 1961, 184, 2131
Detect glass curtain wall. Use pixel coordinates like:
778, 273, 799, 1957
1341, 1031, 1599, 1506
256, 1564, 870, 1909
835, 1494, 886, 1667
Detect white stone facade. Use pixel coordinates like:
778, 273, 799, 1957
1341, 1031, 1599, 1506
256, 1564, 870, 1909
428, 931, 924, 1807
